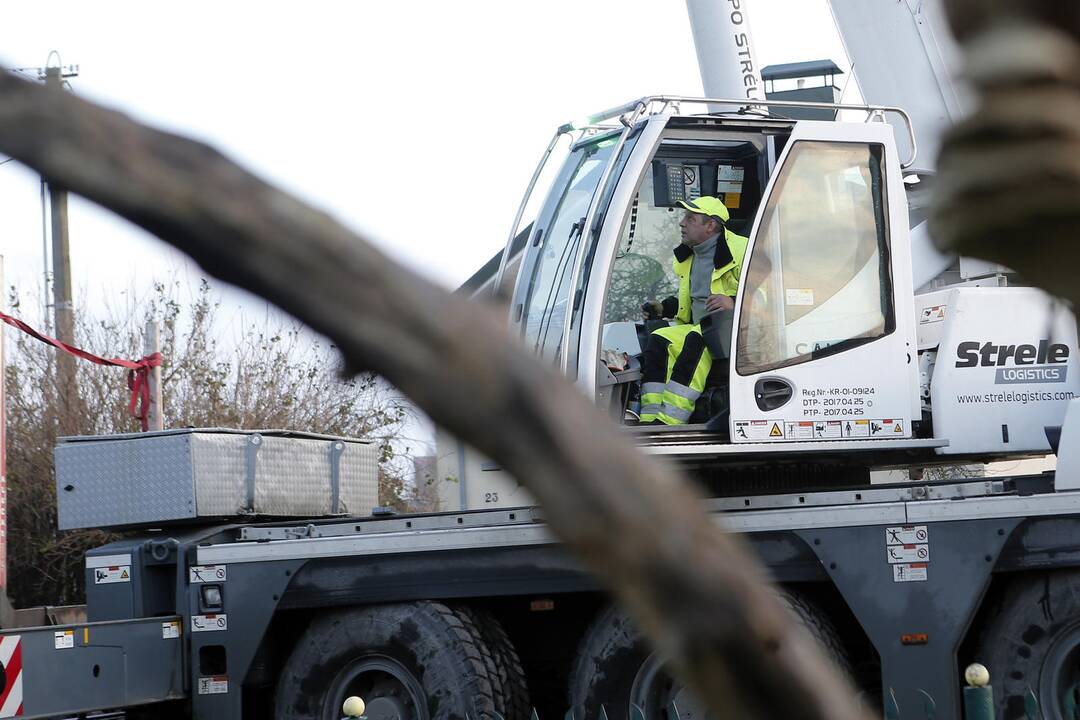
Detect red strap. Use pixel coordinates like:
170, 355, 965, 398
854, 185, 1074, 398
0, 310, 162, 431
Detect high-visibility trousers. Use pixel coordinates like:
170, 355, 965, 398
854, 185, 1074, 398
640, 324, 712, 425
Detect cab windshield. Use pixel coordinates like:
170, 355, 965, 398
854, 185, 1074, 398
519, 137, 617, 363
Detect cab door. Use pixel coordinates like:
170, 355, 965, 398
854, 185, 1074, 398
728, 121, 919, 443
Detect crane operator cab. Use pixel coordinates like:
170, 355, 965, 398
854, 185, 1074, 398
505, 98, 922, 448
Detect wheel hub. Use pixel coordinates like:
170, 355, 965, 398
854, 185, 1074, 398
365, 695, 409, 720
325, 656, 427, 720
1040, 622, 1080, 720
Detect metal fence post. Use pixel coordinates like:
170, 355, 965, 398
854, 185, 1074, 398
963, 663, 995, 720
1026, 687, 1041, 720
885, 688, 901, 720
918, 689, 936, 719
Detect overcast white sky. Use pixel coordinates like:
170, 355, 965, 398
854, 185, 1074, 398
0, 1, 851, 450
0, 0, 849, 311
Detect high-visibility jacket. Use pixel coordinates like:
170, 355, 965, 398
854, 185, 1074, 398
669, 229, 749, 326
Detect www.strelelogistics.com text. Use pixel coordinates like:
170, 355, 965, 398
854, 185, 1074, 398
957, 390, 1075, 405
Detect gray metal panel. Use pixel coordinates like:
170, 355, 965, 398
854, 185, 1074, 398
766, 87, 841, 121
3, 616, 185, 719
191, 433, 248, 515
202, 481, 1080, 566
187, 560, 303, 719
721, 503, 908, 532
800, 519, 1017, 719
199, 525, 559, 565
761, 60, 844, 81
57, 429, 380, 530
339, 440, 379, 515
199, 503, 909, 565
906, 491, 1080, 522
55, 434, 196, 530
254, 436, 331, 514
237, 479, 1011, 543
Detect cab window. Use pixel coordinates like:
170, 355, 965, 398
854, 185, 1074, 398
602, 135, 767, 325
520, 138, 616, 363
736, 141, 893, 375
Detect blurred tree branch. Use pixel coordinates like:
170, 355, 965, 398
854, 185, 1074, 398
0, 69, 866, 718
932, 2, 1080, 307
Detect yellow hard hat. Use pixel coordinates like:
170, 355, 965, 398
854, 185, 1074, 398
677, 196, 730, 223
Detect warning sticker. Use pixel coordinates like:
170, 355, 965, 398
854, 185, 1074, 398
162, 621, 182, 639
842, 419, 870, 437
681, 166, 701, 201
786, 421, 814, 440
54, 630, 73, 649
191, 614, 228, 633
886, 526, 929, 582
93, 566, 131, 584
785, 288, 815, 306
717, 165, 745, 182
189, 565, 227, 584
886, 544, 930, 564
893, 563, 928, 582
919, 305, 946, 325
733, 419, 786, 441
0, 635, 23, 716
886, 525, 928, 545
813, 420, 843, 439
870, 419, 904, 436
197, 675, 228, 695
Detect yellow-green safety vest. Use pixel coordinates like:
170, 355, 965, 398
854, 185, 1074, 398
671, 229, 749, 325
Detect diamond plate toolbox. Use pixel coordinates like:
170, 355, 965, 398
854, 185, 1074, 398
55, 429, 379, 530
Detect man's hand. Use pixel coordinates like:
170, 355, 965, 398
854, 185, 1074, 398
642, 300, 664, 320
705, 294, 735, 312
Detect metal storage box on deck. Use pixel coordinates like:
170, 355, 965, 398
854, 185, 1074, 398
55, 428, 380, 530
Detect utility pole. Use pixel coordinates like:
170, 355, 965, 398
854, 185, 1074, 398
144, 319, 164, 431
44, 60, 80, 437
0, 256, 9, 616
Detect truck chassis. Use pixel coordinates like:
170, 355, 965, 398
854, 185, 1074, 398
6, 472, 1080, 719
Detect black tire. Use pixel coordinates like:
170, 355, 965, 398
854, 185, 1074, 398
568, 592, 852, 720
778, 591, 855, 681
974, 570, 1080, 720
453, 607, 509, 715
275, 602, 497, 720
456, 606, 532, 720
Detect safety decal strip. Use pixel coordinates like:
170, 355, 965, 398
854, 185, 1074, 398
0, 634, 23, 717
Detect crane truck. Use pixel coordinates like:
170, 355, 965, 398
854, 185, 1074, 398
3, 2, 1080, 720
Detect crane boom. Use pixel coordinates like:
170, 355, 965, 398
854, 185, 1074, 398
826, 0, 969, 169
684, 0, 765, 101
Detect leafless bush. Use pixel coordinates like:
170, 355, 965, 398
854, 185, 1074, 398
5, 279, 411, 608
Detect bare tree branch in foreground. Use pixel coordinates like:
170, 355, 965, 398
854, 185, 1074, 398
0, 70, 868, 719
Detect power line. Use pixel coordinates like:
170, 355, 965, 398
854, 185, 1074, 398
0, 158, 13, 167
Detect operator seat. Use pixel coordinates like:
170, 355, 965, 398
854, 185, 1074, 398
692, 309, 733, 428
